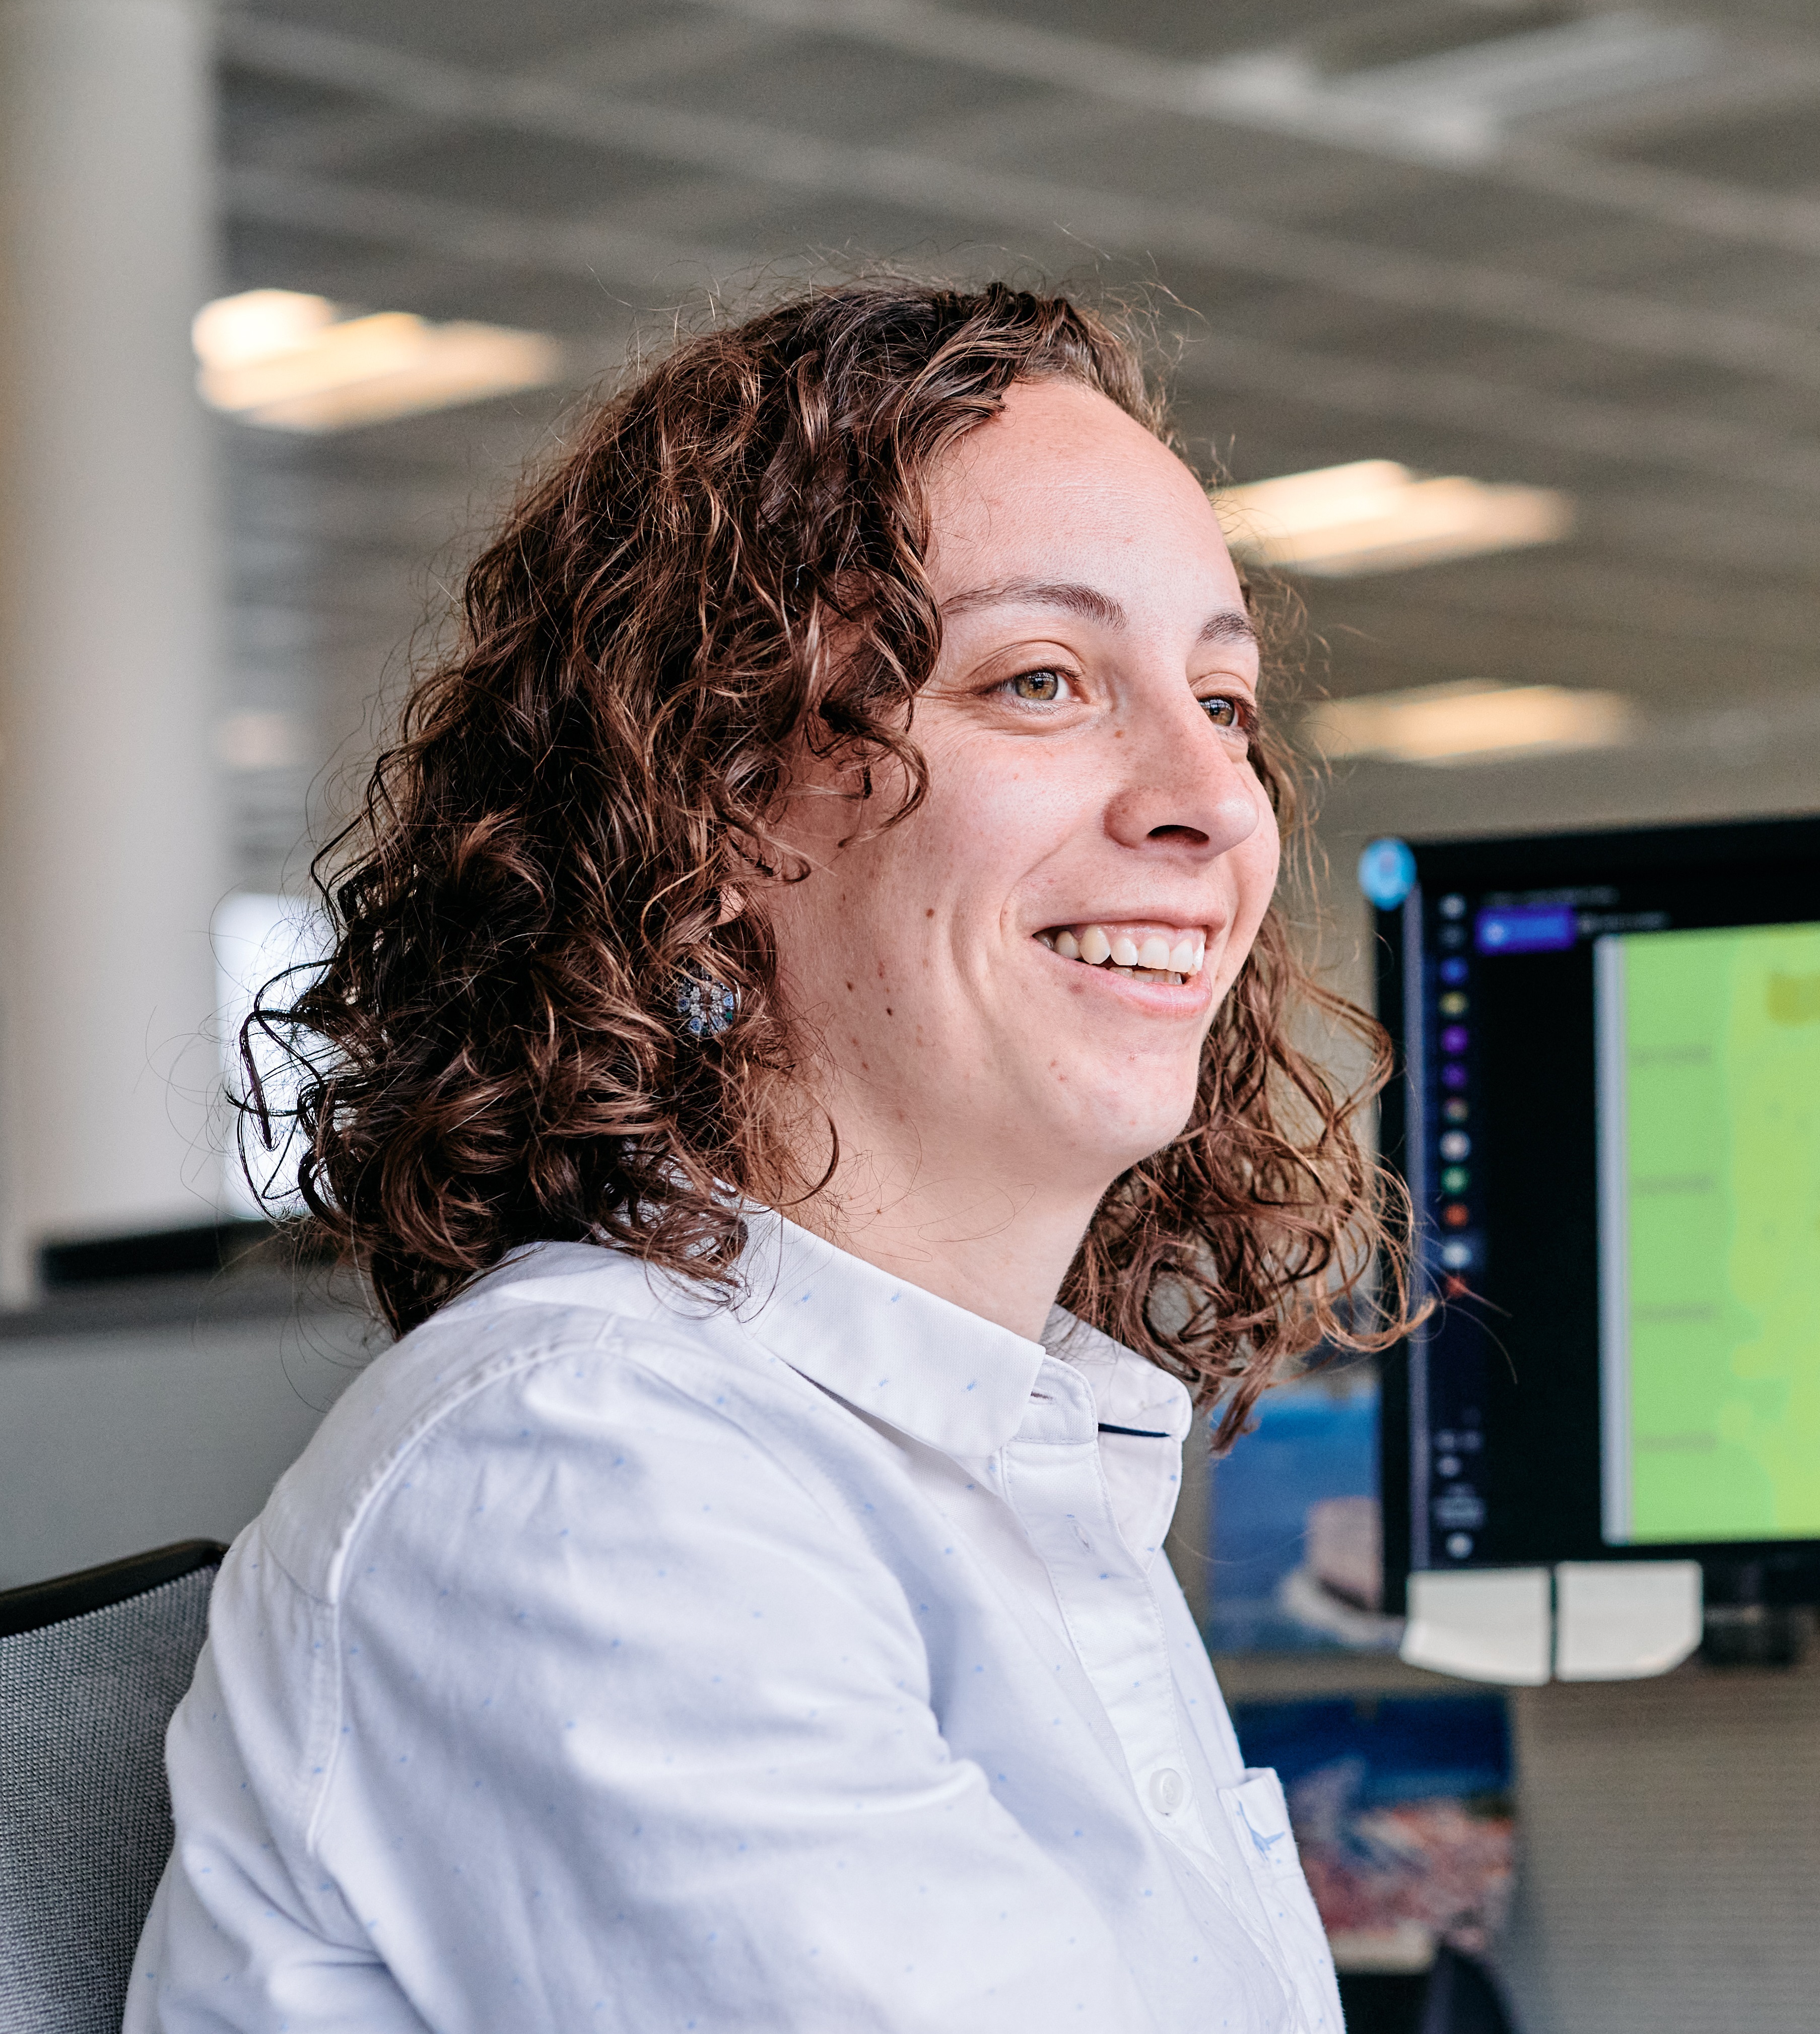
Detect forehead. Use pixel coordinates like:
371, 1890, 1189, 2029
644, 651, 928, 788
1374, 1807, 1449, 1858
924, 378, 1237, 596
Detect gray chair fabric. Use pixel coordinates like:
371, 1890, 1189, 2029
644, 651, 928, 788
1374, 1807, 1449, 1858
0, 1554, 218, 2034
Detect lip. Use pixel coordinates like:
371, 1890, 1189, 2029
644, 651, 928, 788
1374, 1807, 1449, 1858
1030, 922, 1223, 1016
1039, 913, 1212, 933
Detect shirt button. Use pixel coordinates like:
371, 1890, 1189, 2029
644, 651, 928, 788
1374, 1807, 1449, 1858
1149, 1767, 1186, 1815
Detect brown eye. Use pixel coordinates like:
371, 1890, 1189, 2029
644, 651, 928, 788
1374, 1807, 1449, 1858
1201, 694, 1246, 731
1009, 668, 1065, 703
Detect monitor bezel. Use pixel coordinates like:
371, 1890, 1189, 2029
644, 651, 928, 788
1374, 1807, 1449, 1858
1374, 811, 1820, 1615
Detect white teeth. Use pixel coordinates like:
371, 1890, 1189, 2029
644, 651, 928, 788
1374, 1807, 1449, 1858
1046, 923, 1204, 974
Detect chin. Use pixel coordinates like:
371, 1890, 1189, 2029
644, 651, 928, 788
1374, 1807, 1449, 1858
1041, 1078, 1202, 1184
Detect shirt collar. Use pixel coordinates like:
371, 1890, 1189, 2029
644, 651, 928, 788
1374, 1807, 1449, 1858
732, 1207, 1195, 1465
732, 1207, 1048, 1457
467, 1208, 1188, 1468
1039, 1305, 1194, 1444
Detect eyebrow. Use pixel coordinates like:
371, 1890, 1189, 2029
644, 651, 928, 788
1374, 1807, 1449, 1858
940, 576, 1258, 650
1197, 607, 1260, 649
941, 578, 1124, 628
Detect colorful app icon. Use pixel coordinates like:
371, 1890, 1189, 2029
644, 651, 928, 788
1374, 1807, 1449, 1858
1358, 837, 1418, 910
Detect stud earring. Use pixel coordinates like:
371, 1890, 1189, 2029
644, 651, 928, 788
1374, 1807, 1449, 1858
676, 965, 738, 1039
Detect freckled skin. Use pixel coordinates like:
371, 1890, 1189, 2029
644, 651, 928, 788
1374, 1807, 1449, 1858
764, 379, 1280, 1336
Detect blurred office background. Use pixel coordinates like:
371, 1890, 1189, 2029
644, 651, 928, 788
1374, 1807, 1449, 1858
1, 2, 1817, 2028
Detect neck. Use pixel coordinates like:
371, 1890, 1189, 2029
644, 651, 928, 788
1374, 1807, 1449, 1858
779, 1132, 1107, 1342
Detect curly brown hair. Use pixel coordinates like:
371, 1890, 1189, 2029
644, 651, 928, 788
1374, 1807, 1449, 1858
249, 277, 1414, 1444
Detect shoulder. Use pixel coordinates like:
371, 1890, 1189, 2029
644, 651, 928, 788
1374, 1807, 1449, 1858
255, 1240, 835, 1606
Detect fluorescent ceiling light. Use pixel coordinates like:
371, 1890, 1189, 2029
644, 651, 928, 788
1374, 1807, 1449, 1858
1328, 8, 1715, 120
1219, 460, 1572, 576
1306, 680, 1634, 766
193, 288, 563, 432
1210, 9, 1716, 161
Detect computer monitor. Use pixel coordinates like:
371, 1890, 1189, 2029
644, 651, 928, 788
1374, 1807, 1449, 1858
1371, 814, 1820, 1613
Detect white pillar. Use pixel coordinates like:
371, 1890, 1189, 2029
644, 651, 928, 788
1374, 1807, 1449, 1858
0, 0, 224, 1299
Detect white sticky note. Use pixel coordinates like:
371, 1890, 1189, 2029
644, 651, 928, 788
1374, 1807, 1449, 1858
1400, 1567, 1552, 1685
1554, 1560, 1702, 1681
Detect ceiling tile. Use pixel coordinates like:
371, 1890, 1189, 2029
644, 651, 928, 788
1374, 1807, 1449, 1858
633, 31, 1055, 144
348, 127, 684, 218
1607, 97, 1820, 195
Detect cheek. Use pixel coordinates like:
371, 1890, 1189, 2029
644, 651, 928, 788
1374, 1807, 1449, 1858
908, 747, 1058, 918
1231, 772, 1283, 914
773, 821, 959, 1003
1243, 806, 1284, 929
1212, 804, 1282, 991
766, 855, 881, 998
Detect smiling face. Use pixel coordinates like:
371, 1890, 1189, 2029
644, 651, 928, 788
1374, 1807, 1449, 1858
765, 376, 1280, 1261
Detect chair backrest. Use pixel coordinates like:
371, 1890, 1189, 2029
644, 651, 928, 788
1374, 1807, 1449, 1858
0, 1541, 224, 2034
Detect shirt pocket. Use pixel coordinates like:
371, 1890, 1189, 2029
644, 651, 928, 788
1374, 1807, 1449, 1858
1219, 1768, 1343, 2034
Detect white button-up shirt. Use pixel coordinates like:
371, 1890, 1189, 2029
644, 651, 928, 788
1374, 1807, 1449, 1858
129, 1211, 1341, 2033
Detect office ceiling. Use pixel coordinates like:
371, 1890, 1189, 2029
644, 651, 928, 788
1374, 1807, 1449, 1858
213, 0, 1820, 905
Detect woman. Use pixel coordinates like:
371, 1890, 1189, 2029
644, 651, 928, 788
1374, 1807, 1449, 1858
130, 281, 1405, 2032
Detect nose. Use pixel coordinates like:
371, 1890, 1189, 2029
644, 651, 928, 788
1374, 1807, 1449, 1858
1102, 684, 1266, 861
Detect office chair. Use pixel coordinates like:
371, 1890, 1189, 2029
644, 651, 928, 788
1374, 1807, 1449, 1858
0, 1540, 225, 2034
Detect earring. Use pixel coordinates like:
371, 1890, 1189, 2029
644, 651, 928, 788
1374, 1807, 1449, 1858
676, 965, 738, 1039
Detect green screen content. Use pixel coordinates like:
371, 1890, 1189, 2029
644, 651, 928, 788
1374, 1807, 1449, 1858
1598, 921, 1820, 1545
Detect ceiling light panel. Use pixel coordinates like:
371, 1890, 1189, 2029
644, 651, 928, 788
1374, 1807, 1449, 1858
1306, 680, 1634, 766
1209, 7, 1717, 160
193, 288, 564, 432
1219, 460, 1573, 577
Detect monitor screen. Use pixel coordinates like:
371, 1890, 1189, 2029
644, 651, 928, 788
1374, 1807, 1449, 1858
1372, 814, 1820, 1609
